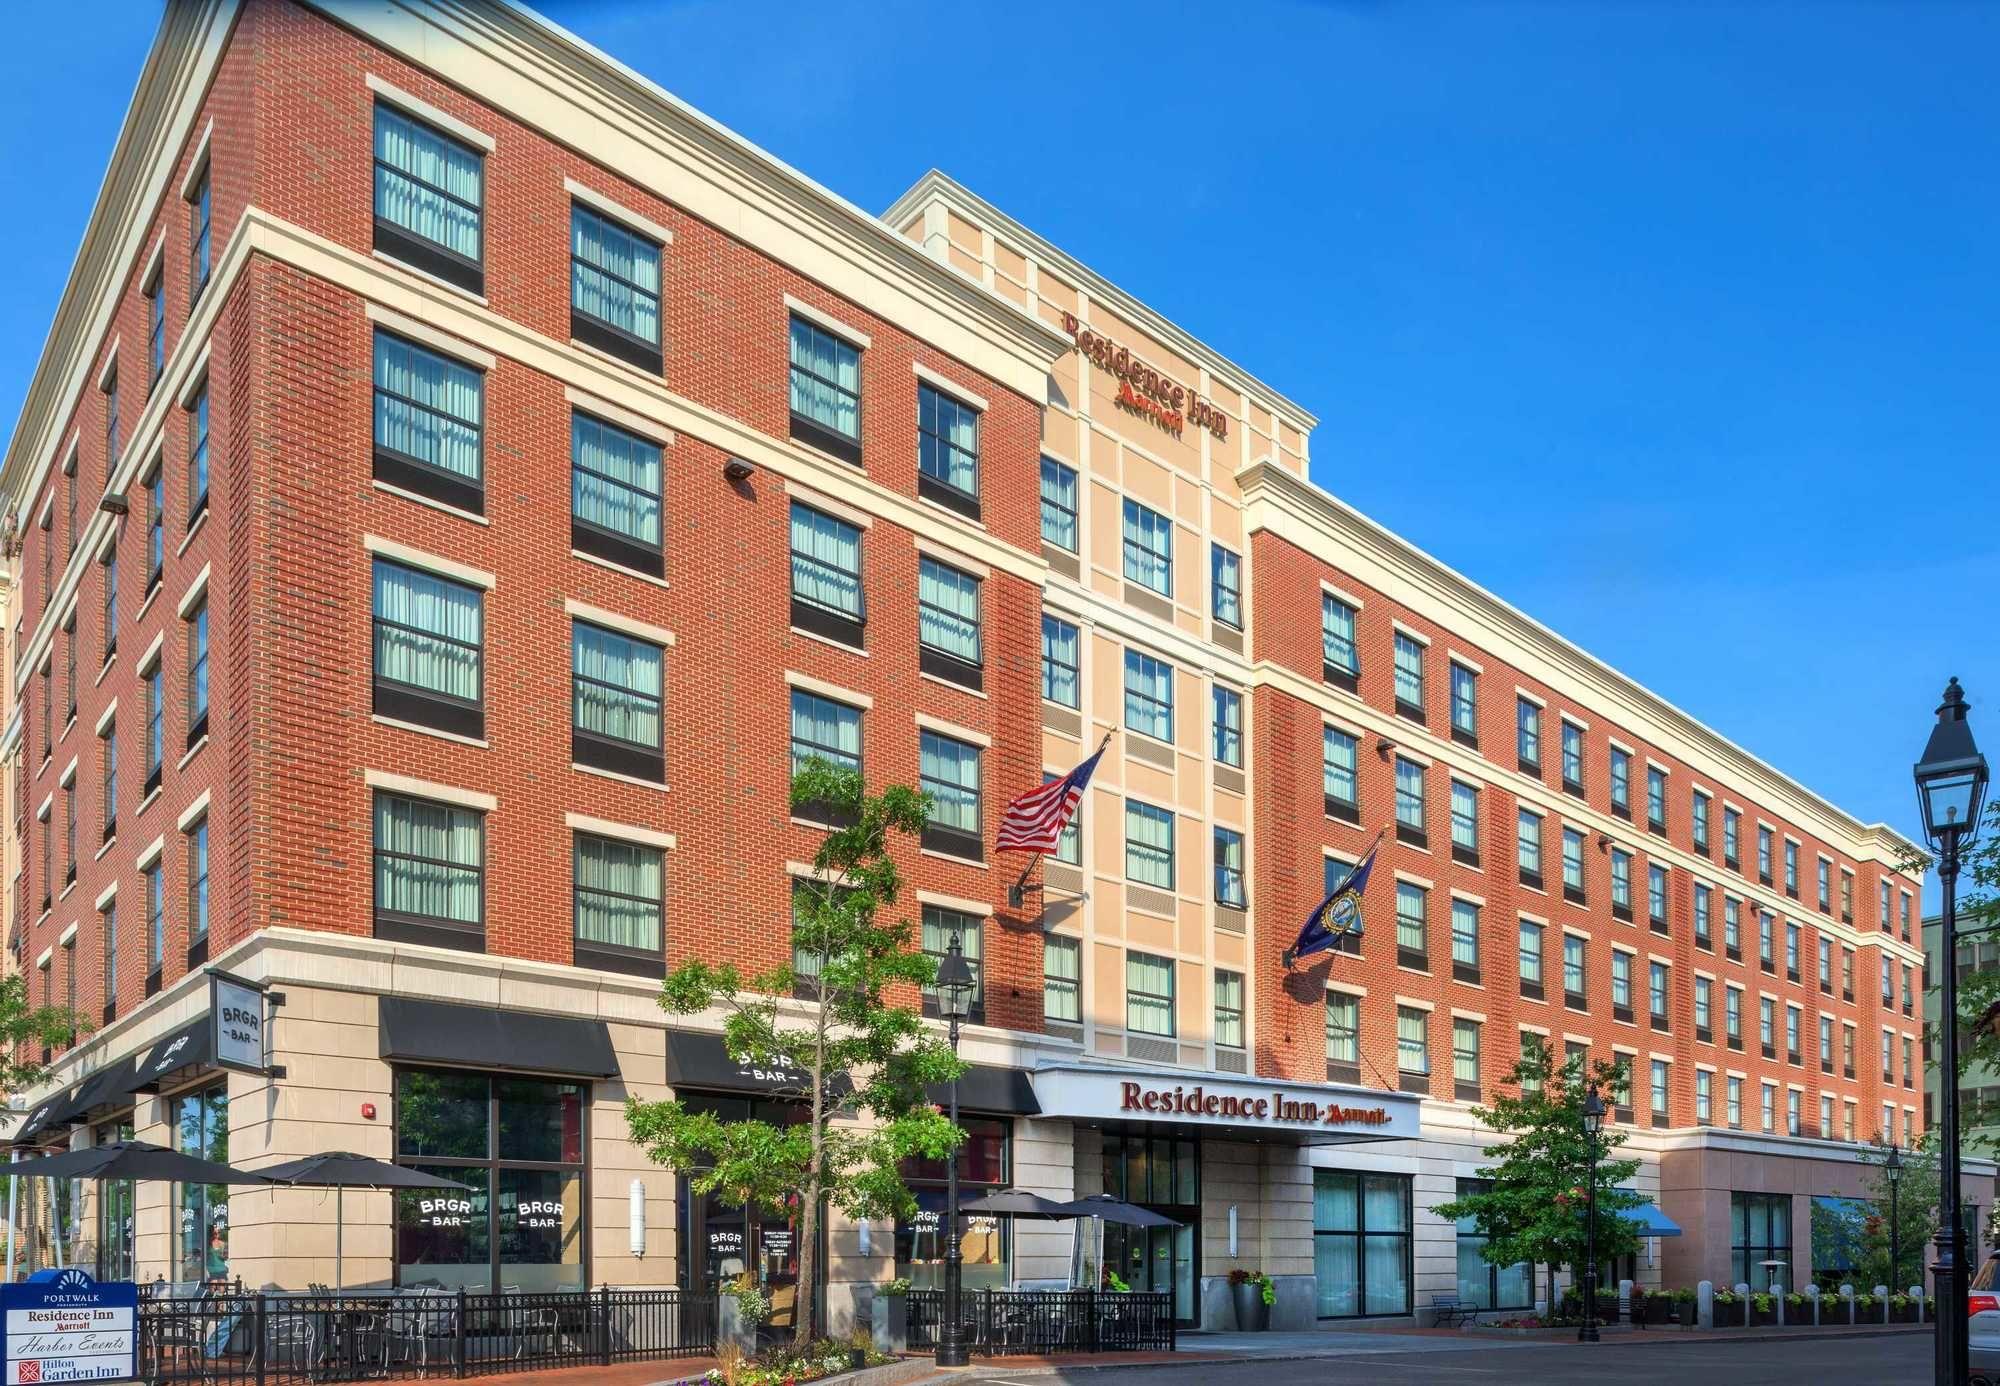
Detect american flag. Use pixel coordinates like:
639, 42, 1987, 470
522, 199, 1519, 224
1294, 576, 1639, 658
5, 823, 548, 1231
998, 738, 1109, 854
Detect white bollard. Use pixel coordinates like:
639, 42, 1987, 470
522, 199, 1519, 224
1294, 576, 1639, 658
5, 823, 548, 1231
1773, 1280, 1786, 1326
1734, 1282, 1751, 1328
1697, 1280, 1714, 1330
1805, 1284, 1820, 1325
1839, 1283, 1854, 1325
1619, 1278, 1633, 1326
1875, 1284, 1889, 1324
1911, 1285, 1926, 1325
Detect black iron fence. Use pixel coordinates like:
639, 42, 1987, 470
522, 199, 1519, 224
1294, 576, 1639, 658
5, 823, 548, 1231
905, 1288, 1176, 1355
136, 1286, 716, 1382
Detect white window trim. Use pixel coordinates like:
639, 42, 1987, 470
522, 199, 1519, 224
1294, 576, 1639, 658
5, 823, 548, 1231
1607, 737, 1635, 757
364, 769, 497, 813
1646, 757, 1672, 776
563, 598, 675, 650
915, 712, 989, 750
135, 834, 166, 871
94, 701, 118, 736
1319, 580, 1365, 611
563, 386, 675, 446
364, 534, 496, 591
34, 949, 51, 971
564, 811, 674, 852
94, 880, 118, 911
179, 119, 214, 199
365, 74, 496, 152
911, 361, 988, 414
1514, 686, 1546, 709
1561, 712, 1591, 733
177, 562, 212, 619
1518, 908, 1549, 926
136, 629, 165, 678
1390, 620, 1431, 648
366, 303, 497, 372
58, 757, 77, 788
97, 345, 121, 393
1449, 888, 1487, 908
783, 293, 870, 350
1393, 868, 1435, 891
1446, 650, 1483, 675
915, 537, 991, 581
1394, 995, 1436, 1013
140, 233, 166, 293
564, 177, 675, 247
177, 344, 211, 410
784, 479, 873, 530
176, 789, 212, 832
784, 670, 872, 710
1451, 1007, 1488, 1023
917, 889, 994, 918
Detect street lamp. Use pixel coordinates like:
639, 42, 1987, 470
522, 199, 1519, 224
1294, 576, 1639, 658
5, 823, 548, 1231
1914, 676, 1989, 1386
1885, 1141, 1904, 1295
1579, 1084, 1606, 1344
933, 933, 976, 1369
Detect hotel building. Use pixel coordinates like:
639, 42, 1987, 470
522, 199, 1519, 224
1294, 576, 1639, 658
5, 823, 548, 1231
0, 0, 1973, 1332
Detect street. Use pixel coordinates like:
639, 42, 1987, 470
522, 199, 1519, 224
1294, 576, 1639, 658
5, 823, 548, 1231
946, 1333, 1928, 1385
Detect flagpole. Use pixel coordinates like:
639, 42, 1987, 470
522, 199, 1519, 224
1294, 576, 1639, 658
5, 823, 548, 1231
1007, 730, 1112, 909
1283, 824, 1388, 969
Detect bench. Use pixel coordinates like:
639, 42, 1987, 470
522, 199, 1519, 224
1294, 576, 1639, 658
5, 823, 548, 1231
1430, 1293, 1477, 1328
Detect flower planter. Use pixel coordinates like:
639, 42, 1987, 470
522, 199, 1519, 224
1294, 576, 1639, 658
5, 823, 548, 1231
1750, 1305, 1777, 1327
1232, 1280, 1271, 1332
1711, 1300, 1742, 1325
1675, 1299, 1698, 1328
872, 1293, 908, 1356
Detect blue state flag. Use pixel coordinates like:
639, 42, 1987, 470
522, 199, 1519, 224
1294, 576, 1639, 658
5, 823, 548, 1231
1283, 835, 1381, 968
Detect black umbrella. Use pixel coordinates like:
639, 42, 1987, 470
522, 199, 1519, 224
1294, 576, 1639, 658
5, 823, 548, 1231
1060, 1194, 1181, 1228
259, 1153, 470, 1294
3, 1140, 273, 1185
960, 1189, 1076, 1220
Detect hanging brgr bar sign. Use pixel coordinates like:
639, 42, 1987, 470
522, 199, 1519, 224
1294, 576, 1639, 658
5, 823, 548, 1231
209, 970, 271, 1076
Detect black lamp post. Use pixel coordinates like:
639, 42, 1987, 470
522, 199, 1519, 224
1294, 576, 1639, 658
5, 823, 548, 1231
934, 933, 976, 1368
1579, 1084, 1606, 1344
1886, 1141, 1904, 1294
1914, 677, 1989, 1386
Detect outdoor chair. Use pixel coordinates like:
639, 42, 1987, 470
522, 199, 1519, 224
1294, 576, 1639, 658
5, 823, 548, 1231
513, 1305, 562, 1360
384, 1291, 455, 1377
264, 1313, 318, 1375
1429, 1293, 1475, 1328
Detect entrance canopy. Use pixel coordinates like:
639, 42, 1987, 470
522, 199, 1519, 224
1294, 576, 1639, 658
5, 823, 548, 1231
1027, 1061, 1422, 1145
381, 997, 619, 1078
1626, 1202, 1682, 1238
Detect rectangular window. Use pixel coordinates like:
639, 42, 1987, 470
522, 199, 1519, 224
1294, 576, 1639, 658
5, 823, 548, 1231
146, 463, 165, 593
1126, 951, 1175, 1037
1043, 935, 1080, 1024
1647, 766, 1667, 831
1695, 976, 1712, 1036
1692, 789, 1711, 852
1326, 992, 1359, 1073
1121, 499, 1172, 597
373, 103, 484, 292
1211, 544, 1242, 629
1213, 827, 1246, 909
1648, 863, 1668, 928
1786, 1005, 1801, 1061
1730, 1193, 1791, 1290
372, 558, 484, 738
184, 600, 209, 747
1727, 1076, 1742, 1128
1649, 961, 1669, 1026
1759, 911, 1774, 968
1122, 649, 1174, 742
186, 386, 209, 522
1449, 781, 1479, 863
1820, 1014, 1833, 1066
1758, 825, 1774, 884
1651, 1060, 1670, 1121
573, 832, 664, 973
1611, 951, 1632, 1013
1724, 807, 1741, 868
1395, 882, 1427, 969
101, 544, 117, 662
788, 502, 864, 646
1517, 698, 1541, 773
1518, 920, 1543, 993
1787, 1088, 1801, 1136
1609, 748, 1630, 816
1396, 1007, 1429, 1076
146, 272, 166, 386
1694, 882, 1712, 948
1041, 615, 1080, 708
1452, 1019, 1481, 1098
104, 368, 120, 480
373, 791, 483, 943
918, 730, 982, 861
1784, 839, 1799, 895
1724, 897, 1741, 957
1394, 757, 1426, 846
1902, 892, 1912, 939
1821, 1094, 1834, 1137
917, 383, 981, 517
571, 414, 664, 575
1563, 934, 1586, 1007
921, 907, 984, 1022
788, 688, 860, 822
1880, 879, 1893, 931
1212, 686, 1243, 767
1214, 970, 1245, 1050
1324, 726, 1359, 822
1454, 1177, 1531, 1310
1392, 633, 1425, 718
187, 162, 211, 303
101, 722, 117, 844
571, 204, 662, 371
1561, 721, 1584, 793
1450, 898, 1480, 980
917, 557, 982, 689
144, 862, 163, 975
1610, 848, 1632, 919
786, 315, 861, 459
100, 902, 117, 1021
1517, 809, 1542, 886
1562, 827, 1586, 901
1696, 1069, 1712, 1123
144, 661, 163, 797
1785, 922, 1800, 979
1761, 1084, 1775, 1133
186, 817, 209, 952
1039, 457, 1078, 552
572, 620, 665, 781
1322, 595, 1357, 687
1817, 857, 1831, 912
1840, 870, 1854, 923
1449, 662, 1477, 744
1124, 799, 1175, 890
374, 331, 484, 513
1314, 1170, 1412, 1318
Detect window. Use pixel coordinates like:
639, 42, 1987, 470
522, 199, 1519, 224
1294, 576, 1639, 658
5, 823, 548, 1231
1651, 1060, 1670, 1122
1759, 911, 1774, 968
919, 731, 981, 861
173, 1084, 228, 1282
1324, 727, 1358, 821
374, 332, 484, 512
1126, 951, 1175, 1036
1517, 698, 1541, 773
921, 907, 984, 1022
1611, 951, 1632, 1013
1449, 662, 1477, 744
1727, 1075, 1742, 1128
1452, 1019, 1481, 1098
374, 792, 483, 943
789, 503, 864, 646
1122, 649, 1173, 742
1125, 799, 1175, 890
1326, 992, 1359, 1076
1784, 839, 1799, 895
571, 414, 663, 575
1881, 1028, 1894, 1080
1881, 954, 1893, 1003
143, 660, 163, 797
1396, 1007, 1429, 1077
1449, 781, 1479, 863
1786, 1005, 1801, 1061
101, 544, 117, 662
185, 817, 209, 953
1821, 1094, 1834, 1138
1694, 882, 1712, 948
1695, 976, 1712, 1037
1211, 545, 1242, 629
1902, 891, 1913, 940
1314, 1170, 1412, 1318
1563, 933, 1586, 1006
372, 103, 483, 292
1731, 1193, 1791, 1290
571, 204, 662, 371
104, 368, 120, 480
146, 271, 166, 386
1759, 996, 1776, 1055
145, 862, 163, 976
1610, 848, 1632, 919
1451, 898, 1480, 980
1785, 921, 1800, 978
1650, 962, 1669, 1026
101, 902, 117, 1020
1840, 870, 1854, 923
1039, 458, 1078, 551
917, 383, 980, 516
1561, 721, 1584, 793
571, 621, 664, 781
917, 558, 982, 689
1696, 1069, 1712, 1123
1518, 919, 1544, 993
1396, 881, 1428, 969
372, 558, 483, 738
186, 385, 209, 521
1121, 499, 1171, 596
1322, 594, 1357, 687
187, 162, 210, 303
1517, 809, 1542, 886
1725, 897, 1741, 957
1213, 828, 1246, 909
1212, 686, 1243, 767
1052, 775, 1081, 866
63, 784, 75, 890
1609, 747, 1631, 816
1844, 1023, 1855, 1074
1647, 766, 1667, 831
786, 315, 860, 459
1692, 789, 1711, 852
1817, 857, 1831, 911
1453, 1178, 1530, 1309
1394, 757, 1426, 846
1392, 632, 1425, 718
1819, 1014, 1833, 1067
101, 722, 117, 844
1761, 1083, 1775, 1133
146, 462, 164, 593
1880, 879, 1894, 931
1044, 935, 1080, 1024
1562, 827, 1586, 901
572, 833, 664, 974
184, 599, 208, 746
1214, 970, 1245, 1050
1041, 615, 1080, 708
1648, 863, 1668, 928
1757, 825, 1774, 884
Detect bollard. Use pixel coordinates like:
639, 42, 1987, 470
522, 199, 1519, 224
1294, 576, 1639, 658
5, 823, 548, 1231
1696, 1280, 1714, 1330
1734, 1283, 1750, 1328
1839, 1283, 1854, 1326
1806, 1284, 1820, 1326
1875, 1285, 1889, 1325
1912, 1285, 1926, 1325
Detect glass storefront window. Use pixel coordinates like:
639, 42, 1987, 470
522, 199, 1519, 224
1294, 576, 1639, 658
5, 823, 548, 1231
1452, 1178, 1531, 1310
1101, 1135, 1197, 1325
897, 1117, 1011, 1292
1313, 1170, 1411, 1318
675, 1094, 817, 1340
172, 1084, 229, 1284
396, 1070, 489, 1160
397, 1164, 490, 1289
95, 1120, 135, 1282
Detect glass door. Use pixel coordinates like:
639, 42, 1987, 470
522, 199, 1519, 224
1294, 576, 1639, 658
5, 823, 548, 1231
1101, 1135, 1200, 1325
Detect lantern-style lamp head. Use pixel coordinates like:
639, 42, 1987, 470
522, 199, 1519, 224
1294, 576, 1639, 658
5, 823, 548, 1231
1914, 679, 1989, 850
935, 934, 975, 1021
1582, 1084, 1606, 1138
1885, 1141, 1904, 1187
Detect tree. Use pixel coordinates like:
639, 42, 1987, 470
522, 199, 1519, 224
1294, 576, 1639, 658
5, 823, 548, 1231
1809, 1138, 1941, 1293
1435, 1046, 1646, 1313
625, 760, 966, 1346
1915, 801, 2000, 1156
0, 971, 88, 1097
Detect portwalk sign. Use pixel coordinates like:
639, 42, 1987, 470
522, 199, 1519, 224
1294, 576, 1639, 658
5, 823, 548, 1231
1, 1269, 137, 1383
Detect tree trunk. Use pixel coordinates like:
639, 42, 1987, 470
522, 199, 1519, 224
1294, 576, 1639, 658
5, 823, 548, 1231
797, 1037, 827, 1347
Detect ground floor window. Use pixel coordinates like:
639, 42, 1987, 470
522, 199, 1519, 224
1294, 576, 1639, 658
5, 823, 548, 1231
1314, 1170, 1411, 1318
897, 1117, 1011, 1292
95, 1118, 135, 1282
675, 1093, 822, 1343
1102, 1135, 1198, 1325
173, 1084, 230, 1283
1452, 1178, 1531, 1309
393, 1069, 588, 1291
1731, 1191, 1792, 1289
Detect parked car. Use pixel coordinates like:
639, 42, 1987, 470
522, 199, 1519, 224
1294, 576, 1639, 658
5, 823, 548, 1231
1972, 1252, 2000, 1317
1971, 1306, 2000, 1386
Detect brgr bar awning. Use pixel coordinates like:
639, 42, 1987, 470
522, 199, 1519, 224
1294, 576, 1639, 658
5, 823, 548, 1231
379, 997, 620, 1079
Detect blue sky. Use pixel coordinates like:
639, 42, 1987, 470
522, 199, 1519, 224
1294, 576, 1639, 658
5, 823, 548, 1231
2, 1, 1994, 863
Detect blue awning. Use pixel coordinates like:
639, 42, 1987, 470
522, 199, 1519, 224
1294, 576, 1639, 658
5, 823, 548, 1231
1626, 1201, 1682, 1238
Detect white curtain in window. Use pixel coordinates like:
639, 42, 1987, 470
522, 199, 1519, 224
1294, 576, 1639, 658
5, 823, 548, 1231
373, 561, 481, 700
789, 319, 859, 438
1041, 617, 1079, 707
374, 107, 481, 258
790, 506, 861, 616
1126, 952, 1174, 1035
790, 691, 860, 773
918, 560, 980, 661
920, 732, 979, 831
376, 795, 481, 923
1122, 500, 1170, 592
575, 835, 662, 951
919, 387, 978, 492
572, 208, 660, 344
573, 415, 661, 545
573, 624, 662, 749
1395, 758, 1425, 826
1123, 651, 1172, 739
922, 910, 983, 1004
1125, 803, 1174, 888
375, 335, 482, 480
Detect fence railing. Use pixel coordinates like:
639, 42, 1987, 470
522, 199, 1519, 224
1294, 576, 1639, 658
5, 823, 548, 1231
136, 1286, 716, 1382
905, 1288, 1175, 1355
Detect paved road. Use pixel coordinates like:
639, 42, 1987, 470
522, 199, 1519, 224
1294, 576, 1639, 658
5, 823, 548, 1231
950, 1332, 1927, 1385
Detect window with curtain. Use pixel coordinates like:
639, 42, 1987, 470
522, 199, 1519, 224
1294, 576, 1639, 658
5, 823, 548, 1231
1394, 757, 1425, 842
1210, 544, 1242, 628
187, 388, 209, 520
1650, 962, 1669, 1024
1392, 633, 1425, 713
1563, 934, 1586, 1003
1648, 767, 1668, 828
1696, 1070, 1713, 1123
374, 332, 484, 509
1125, 799, 1175, 890
788, 315, 861, 458
917, 383, 979, 510
1322, 595, 1357, 681
571, 621, 664, 778
101, 903, 117, 1021
1693, 790, 1711, 850
1123, 649, 1173, 742
372, 558, 483, 737
1518, 920, 1543, 988
571, 204, 662, 365
789, 690, 860, 783
788, 503, 863, 641
1314, 1171, 1412, 1318
922, 907, 983, 1021
1213, 970, 1244, 1050
102, 544, 118, 662
1395, 882, 1427, 962
146, 464, 164, 591
1451, 899, 1479, 975
1610, 848, 1632, 915
917, 558, 981, 679
374, 792, 484, 937
145, 863, 163, 975
187, 164, 211, 302
373, 104, 483, 289
1323, 726, 1358, 819
1610, 747, 1631, 813
185, 601, 208, 746
1561, 721, 1584, 790
1726, 986, 1742, 1043
1724, 807, 1741, 865
1449, 663, 1477, 740
1652, 1060, 1671, 1120
1044, 935, 1080, 1023
1517, 809, 1542, 881
1695, 883, 1712, 946
571, 413, 663, 572
101, 723, 116, 844
1125, 951, 1175, 1036
919, 730, 980, 859
186, 818, 208, 948
573, 832, 664, 967
1454, 1178, 1530, 1309
1695, 976, 1712, 1034
1611, 951, 1632, 1011
1326, 992, 1358, 1068
1449, 781, 1478, 859
1040, 615, 1080, 708
1563, 827, 1585, 897
1649, 864, 1668, 925
1121, 499, 1172, 596
1453, 1019, 1481, 1096
147, 273, 165, 385
1213, 827, 1245, 909
1727, 1076, 1743, 1127
1039, 457, 1078, 551
1046, 772, 1083, 866
1731, 1192, 1791, 1289
1212, 686, 1243, 767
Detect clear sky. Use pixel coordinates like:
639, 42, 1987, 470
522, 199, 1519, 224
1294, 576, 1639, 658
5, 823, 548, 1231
1, 1, 1994, 869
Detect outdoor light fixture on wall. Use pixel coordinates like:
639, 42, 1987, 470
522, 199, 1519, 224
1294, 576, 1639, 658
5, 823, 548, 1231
858, 1218, 872, 1256
1228, 1205, 1238, 1258
723, 458, 755, 482
629, 1179, 646, 1258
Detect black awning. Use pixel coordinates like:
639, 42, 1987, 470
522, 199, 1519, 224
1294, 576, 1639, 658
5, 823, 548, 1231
379, 997, 620, 1079
666, 1031, 820, 1096
14, 1088, 72, 1143
928, 1064, 1040, 1116
49, 1063, 134, 1125
126, 1017, 214, 1094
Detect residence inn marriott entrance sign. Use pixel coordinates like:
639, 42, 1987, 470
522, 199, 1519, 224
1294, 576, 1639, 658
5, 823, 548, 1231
1028, 1064, 1422, 1143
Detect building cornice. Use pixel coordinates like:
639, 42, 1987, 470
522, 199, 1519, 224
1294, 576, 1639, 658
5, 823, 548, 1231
1239, 456, 1924, 872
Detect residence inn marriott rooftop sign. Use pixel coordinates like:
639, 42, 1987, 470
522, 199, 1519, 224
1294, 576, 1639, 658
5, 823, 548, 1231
1028, 1063, 1422, 1144
1063, 312, 1231, 441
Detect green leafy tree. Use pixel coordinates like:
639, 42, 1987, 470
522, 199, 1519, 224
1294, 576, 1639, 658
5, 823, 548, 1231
1816, 1138, 1942, 1293
0, 971, 90, 1096
1435, 1046, 1646, 1313
1912, 801, 2000, 1155
625, 760, 966, 1346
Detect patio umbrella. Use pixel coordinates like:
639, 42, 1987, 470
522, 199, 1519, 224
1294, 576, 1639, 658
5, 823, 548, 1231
258, 1152, 470, 1295
960, 1189, 1076, 1219
2, 1140, 273, 1185
1058, 1194, 1180, 1227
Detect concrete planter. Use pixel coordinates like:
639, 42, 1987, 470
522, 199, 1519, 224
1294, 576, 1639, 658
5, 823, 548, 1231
1231, 1279, 1271, 1332
872, 1293, 908, 1356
